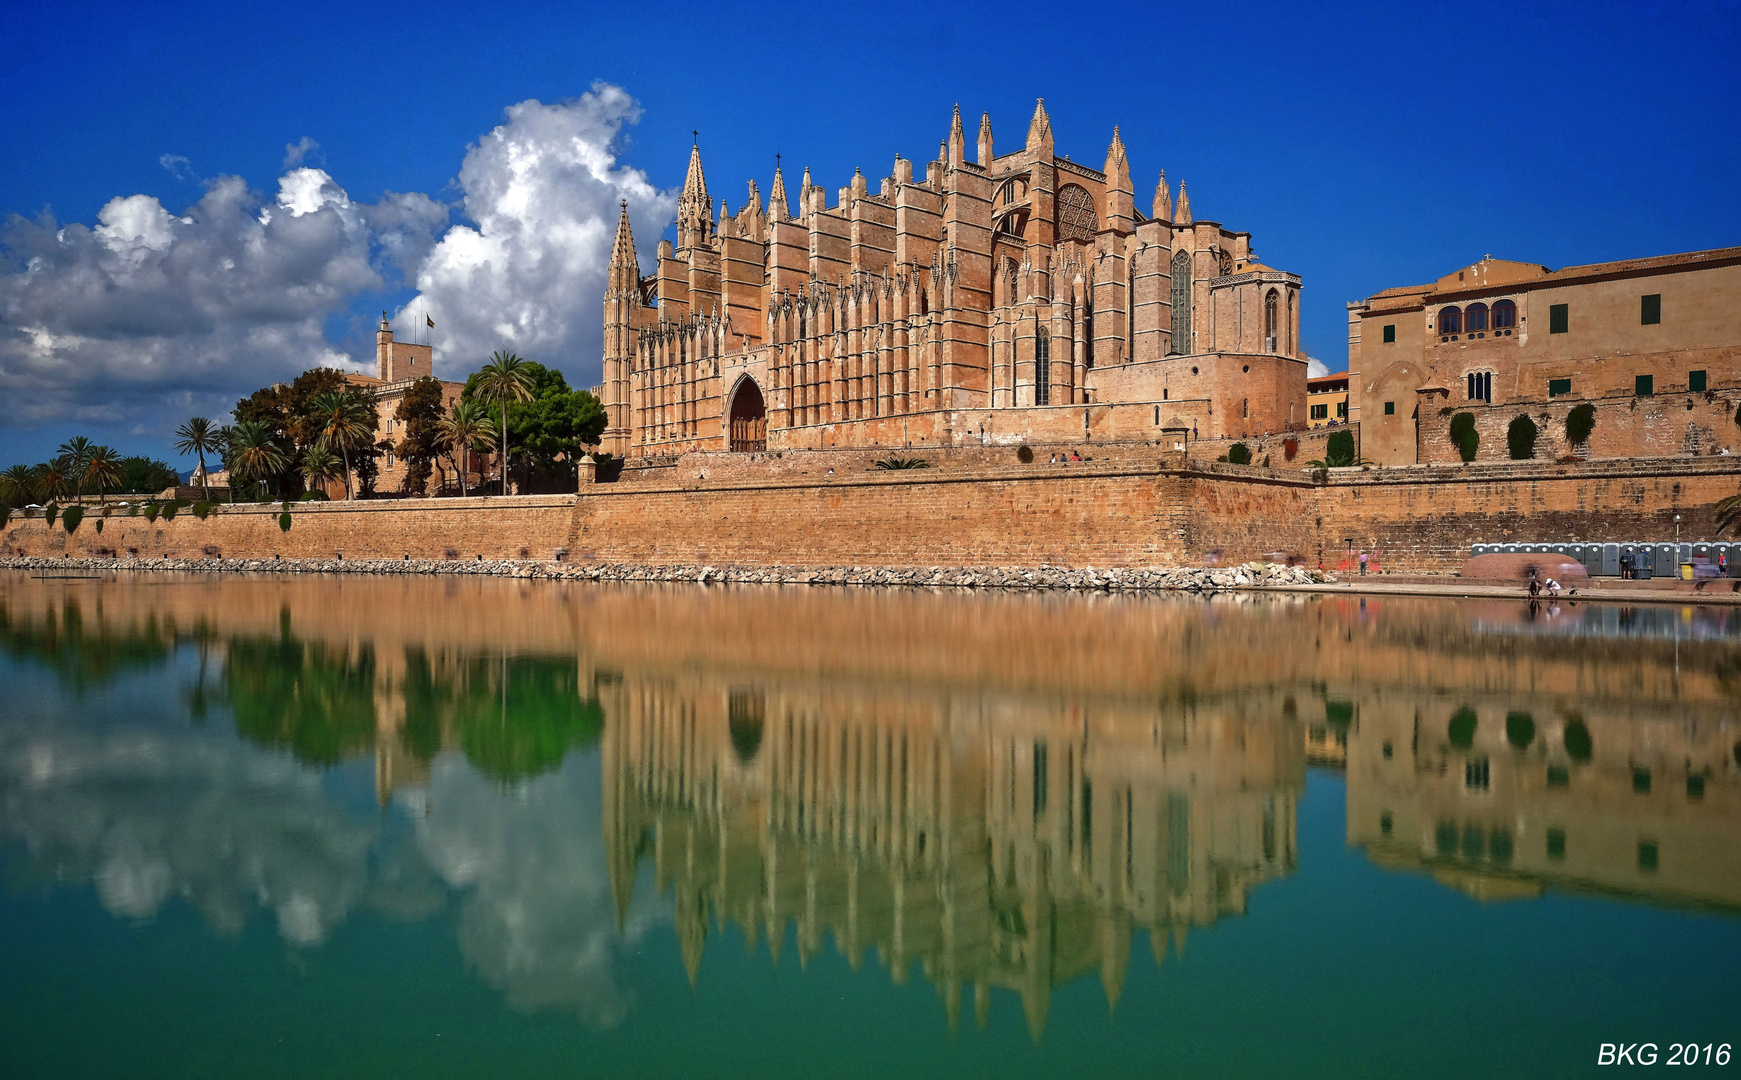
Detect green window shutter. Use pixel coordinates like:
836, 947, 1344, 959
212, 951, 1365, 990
1635, 374, 1654, 396
1548, 378, 1571, 398
1640, 294, 1661, 325
1688, 369, 1707, 392
1549, 304, 1569, 334
1382, 324, 1396, 343
1384, 401, 1396, 415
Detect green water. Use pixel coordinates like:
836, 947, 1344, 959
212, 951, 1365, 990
0, 573, 1737, 1078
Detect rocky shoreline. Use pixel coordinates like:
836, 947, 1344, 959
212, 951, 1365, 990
1, 554, 1331, 593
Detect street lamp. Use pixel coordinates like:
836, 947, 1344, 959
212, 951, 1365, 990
1675, 513, 1682, 545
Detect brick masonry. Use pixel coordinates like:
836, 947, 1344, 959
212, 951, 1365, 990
6, 458, 1738, 573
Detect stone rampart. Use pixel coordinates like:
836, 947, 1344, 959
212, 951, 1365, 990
5, 458, 1736, 574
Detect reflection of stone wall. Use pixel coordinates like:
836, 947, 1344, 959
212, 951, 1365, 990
1342, 693, 1741, 910
601, 673, 1302, 1038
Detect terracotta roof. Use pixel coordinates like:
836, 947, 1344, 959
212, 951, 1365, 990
1363, 246, 1741, 308
1551, 245, 1741, 279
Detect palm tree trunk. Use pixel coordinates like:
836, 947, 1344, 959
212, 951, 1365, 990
500, 402, 508, 497
198, 449, 209, 502
341, 446, 354, 500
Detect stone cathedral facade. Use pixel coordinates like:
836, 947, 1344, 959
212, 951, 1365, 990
598, 101, 1307, 459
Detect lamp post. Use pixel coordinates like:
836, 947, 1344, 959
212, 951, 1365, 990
1675, 513, 1682, 545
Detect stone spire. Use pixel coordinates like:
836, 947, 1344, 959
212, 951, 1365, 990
1025, 98, 1053, 155
1152, 170, 1172, 221
607, 200, 639, 294
1175, 181, 1192, 225
769, 162, 789, 221
676, 137, 712, 249
1105, 126, 1130, 186
947, 103, 966, 166
1104, 126, 1134, 232
977, 111, 994, 165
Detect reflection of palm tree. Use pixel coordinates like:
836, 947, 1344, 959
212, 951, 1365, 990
473, 352, 534, 497
229, 421, 289, 499
437, 399, 496, 498
82, 445, 123, 505
174, 417, 221, 502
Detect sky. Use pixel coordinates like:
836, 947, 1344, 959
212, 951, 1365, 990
1, 0, 1738, 469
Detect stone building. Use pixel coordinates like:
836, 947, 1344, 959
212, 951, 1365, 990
342, 315, 478, 494
1306, 372, 1349, 429
599, 102, 1309, 459
1348, 247, 1741, 466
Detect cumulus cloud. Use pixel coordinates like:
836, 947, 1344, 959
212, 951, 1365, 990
158, 154, 195, 182
397, 82, 676, 380
0, 80, 670, 441
1307, 356, 1331, 378
282, 136, 322, 170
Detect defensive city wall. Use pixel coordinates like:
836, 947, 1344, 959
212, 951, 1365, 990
5, 456, 1737, 573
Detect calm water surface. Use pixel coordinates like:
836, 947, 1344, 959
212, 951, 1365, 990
1, 572, 1737, 1078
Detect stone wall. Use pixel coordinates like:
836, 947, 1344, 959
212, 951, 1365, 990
6, 457, 1737, 575
0, 496, 574, 562
1419, 390, 1741, 464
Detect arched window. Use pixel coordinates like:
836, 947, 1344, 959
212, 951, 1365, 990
1492, 299, 1516, 329
1466, 371, 1492, 403
1466, 303, 1489, 332
1265, 289, 1279, 350
1438, 306, 1462, 335
1035, 334, 1051, 406
1170, 250, 1192, 354
1056, 184, 1099, 242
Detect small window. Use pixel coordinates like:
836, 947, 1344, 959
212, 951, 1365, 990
1641, 293, 1661, 325
1337, 401, 1348, 418
1635, 374, 1654, 397
1549, 304, 1569, 334
1548, 378, 1571, 398
1689, 369, 1707, 392
1311, 404, 1328, 420
1384, 401, 1396, 415
1382, 323, 1396, 343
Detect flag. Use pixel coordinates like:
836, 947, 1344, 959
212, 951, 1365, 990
426, 314, 435, 328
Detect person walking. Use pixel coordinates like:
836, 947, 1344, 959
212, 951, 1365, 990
1359, 549, 1369, 576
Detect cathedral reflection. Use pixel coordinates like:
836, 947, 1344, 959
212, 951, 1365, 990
601, 675, 1302, 1037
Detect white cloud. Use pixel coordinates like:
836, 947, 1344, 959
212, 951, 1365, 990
0, 81, 670, 444
1307, 356, 1330, 378
398, 82, 676, 382
158, 154, 195, 182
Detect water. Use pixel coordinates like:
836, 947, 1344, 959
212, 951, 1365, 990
1, 572, 1737, 1078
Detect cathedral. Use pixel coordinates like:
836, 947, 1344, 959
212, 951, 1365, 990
599, 101, 1307, 459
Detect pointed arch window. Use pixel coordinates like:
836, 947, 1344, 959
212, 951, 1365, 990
1170, 250, 1192, 354
1264, 289, 1279, 352
1056, 184, 1098, 243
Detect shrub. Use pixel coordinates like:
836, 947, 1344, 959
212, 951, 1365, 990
1448, 412, 1479, 462
45, 504, 59, 527
278, 511, 292, 533
161, 500, 180, 520
1227, 442, 1252, 465
1282, 438, 1299, 462
1505, 711, 1536, 748
192, 500, 212, 520
1324, 429, 1356, 467
1507, 414, 1539, 459
1448, 707, 1478, 748
1565, 403, 1596, 445
1564, 720, 1593, 760
299, 490, 330, 501
61, 506, 84, 534
144, 503, 161, 522
0, 506, 10, 528
95, 519, 103, 534
1017, 445, 1034, 464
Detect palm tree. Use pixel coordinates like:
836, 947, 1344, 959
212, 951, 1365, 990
0, 464, 34, 508
307, 389, 378, 500
229, 420, 288, 500
472, 351, 534, 496
300, 444, 343, 497
437, 399, 497, 498
1717, 493, 1741, 536
82, 446, 123, 504
215, 425, 238, 500
174, 417, 221, 501
57, 436, 95, 502
34, 460, 70, 504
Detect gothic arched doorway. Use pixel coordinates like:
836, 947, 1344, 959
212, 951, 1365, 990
729, 377, 767, 452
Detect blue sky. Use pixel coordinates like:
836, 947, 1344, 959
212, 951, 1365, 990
2, 0, 1738, 469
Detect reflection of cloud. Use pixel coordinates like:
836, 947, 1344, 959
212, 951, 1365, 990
414, 756, 666, 1029
0, 723, 438, 944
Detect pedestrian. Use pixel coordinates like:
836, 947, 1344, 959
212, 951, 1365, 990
1359, 549, 1369, 576
1071, 450, 1081, 462
1529, 578, 1541, 599
1619, 550, 1632, 580
1721, 550, 1729, 577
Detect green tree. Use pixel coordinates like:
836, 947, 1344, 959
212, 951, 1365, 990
1323, 429, 1356, 467
1565, 403, 1597, 447
174, 416, 222, 501
116, 456, 178, 496
1507, 414, 1539, 460
228, 420, 289, 499
300, 444, 343, 496
306, 388, 377, 500
1449, 412, 1479, 462
468, 351, 535, 496
81, 446, 123, 504
393, 376, 447, 494
437, 399, 497, 498
1227, 442, 1252, 465
57, 436, 95, 501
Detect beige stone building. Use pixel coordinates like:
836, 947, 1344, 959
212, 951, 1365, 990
1305, 372, 1349, 429
342, 315, 477, 494
600, 102, 1309, 459
1349, 247, 1741, 466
